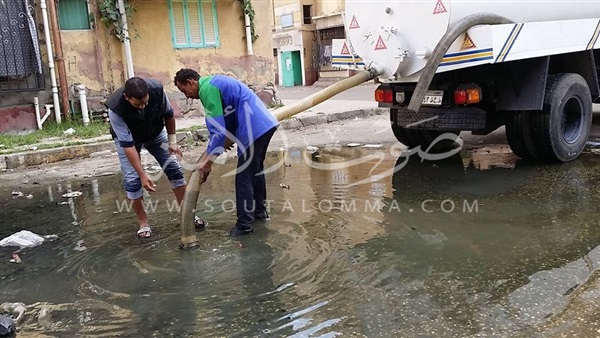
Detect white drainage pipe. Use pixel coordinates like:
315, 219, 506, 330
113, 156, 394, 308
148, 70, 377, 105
40, 0, 62, 124
77, 84, 90, 126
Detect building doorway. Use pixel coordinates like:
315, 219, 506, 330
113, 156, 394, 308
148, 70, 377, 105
281, 51, 302, 87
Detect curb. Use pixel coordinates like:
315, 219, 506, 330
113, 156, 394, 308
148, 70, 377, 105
2, 141, 116, 170
0, 107, 386, 170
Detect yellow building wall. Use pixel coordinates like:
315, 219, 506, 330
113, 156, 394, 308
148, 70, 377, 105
130, 0, 274, 92
60, 0, 274, 109
61, 29, 123, 96
315, 0, 344, 16
273, 0, 301, 28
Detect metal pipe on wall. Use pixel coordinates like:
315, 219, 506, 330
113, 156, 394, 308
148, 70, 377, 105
40, 0, 62, 124
117, 0, 135, 79
46, 0, 70, 121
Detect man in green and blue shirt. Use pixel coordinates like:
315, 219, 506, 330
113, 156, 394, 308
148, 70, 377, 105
174, 69, 279, 237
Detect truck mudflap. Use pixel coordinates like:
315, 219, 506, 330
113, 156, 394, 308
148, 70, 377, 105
392, 107, 487, 130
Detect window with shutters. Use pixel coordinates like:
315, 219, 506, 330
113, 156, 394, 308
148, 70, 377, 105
168, 0, 219, 49
58, 0, 90, 30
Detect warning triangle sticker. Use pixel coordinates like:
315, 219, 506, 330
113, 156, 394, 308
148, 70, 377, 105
375, 35, 387, 50
433, 0, 447, 14
461, 32, 476, 49
349, 15, 360, 29
340, 42, 350, 55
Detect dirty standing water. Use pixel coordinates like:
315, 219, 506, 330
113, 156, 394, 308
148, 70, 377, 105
2, 145, 600, 337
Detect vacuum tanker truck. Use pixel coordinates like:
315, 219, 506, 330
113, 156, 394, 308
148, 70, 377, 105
180, 1, 600, 246
344, 0, 600, 162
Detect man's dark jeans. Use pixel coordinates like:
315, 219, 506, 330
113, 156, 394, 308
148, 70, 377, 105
235, 127, 277, 229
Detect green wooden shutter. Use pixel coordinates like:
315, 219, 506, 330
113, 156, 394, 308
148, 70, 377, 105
168, 0, 219, 48
171, 0, 188, 45
58, 0, 90, 30
187, 1, 202, 44
202, 0, 218, 46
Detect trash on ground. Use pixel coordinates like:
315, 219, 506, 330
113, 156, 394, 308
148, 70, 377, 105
305, 146, 319, 153
347, 143, 361, 147
63, 127, 75, 135
31, 146, 38, 151
73, 240, 87, 252
25, 194, 33, 199
11, 191, 23, 197
0, 230, 57, 249
9, 253, 22, 264
62, 191, 83, 198
0, 303, 26, 324
363, 144, 383, 148
280, 183, 291, 190
145, 165, 162, 174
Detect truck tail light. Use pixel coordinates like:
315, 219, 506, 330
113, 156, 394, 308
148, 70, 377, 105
454, 89, 467, 105
454, 84, 482, 105
375, 88, 393, 103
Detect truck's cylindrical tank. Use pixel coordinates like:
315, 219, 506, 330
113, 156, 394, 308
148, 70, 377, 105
345, 0, 600, 79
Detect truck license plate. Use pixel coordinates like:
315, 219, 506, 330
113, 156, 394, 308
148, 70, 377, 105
422, 90, 444, 106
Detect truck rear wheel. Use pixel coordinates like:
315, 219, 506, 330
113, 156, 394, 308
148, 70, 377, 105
390, 109, 460, 151
531, 73, 592, 163
505, 111, 543, 160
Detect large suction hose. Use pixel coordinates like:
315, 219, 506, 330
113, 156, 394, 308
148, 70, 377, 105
179, 67, 382, 248
407, 13, 513, 112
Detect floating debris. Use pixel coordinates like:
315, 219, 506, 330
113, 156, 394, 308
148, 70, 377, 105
0, 230, 56, 249
62, 191, 83, 198
145, 165, 162, 174
73, 240, 87, 252
9, 253, 22, 264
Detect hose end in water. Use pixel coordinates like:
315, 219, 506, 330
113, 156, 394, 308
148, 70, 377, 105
179, 240, 200, 250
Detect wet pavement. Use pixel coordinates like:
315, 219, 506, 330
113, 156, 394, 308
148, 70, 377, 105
2, 144, 600, 337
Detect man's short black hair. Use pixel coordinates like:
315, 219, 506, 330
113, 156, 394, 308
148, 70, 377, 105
174, 68, 200, 84
123, 77, 149, 99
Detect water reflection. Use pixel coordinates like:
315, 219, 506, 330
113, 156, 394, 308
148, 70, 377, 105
353, 152, 600, 337
1, 148, 600, 337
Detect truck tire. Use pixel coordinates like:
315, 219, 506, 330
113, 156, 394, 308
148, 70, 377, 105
390, 109, 460, 151
531, 73, 592, 163
505, 111, 543, 160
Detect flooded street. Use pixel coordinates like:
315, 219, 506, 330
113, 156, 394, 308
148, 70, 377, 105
2, 144, 600, 337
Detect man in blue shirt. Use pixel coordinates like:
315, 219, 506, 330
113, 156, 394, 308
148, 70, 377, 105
173, 69, 279, 236
107, 77, 206, 239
